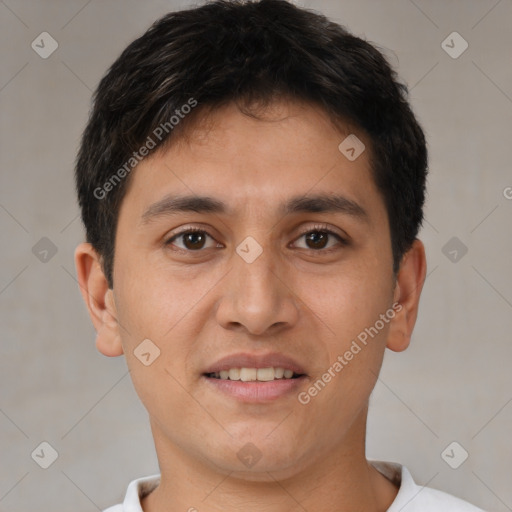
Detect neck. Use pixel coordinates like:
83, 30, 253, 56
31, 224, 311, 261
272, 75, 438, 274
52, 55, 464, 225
141, 409, 398, 512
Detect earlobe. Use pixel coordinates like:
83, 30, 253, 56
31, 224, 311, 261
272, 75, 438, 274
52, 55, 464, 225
74, 243, 124, 357
95, 325, 124, 357
386, 239, 427, 353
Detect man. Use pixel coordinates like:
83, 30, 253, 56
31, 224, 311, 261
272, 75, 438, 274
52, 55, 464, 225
74, 0, 485, 510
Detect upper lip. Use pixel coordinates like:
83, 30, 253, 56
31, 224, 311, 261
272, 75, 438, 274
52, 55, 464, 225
203, 352, 307, 375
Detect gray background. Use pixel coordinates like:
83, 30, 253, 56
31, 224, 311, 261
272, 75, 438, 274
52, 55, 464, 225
1, 0, 511, 510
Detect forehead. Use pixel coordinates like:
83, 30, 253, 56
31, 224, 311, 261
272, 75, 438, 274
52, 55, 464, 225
119, 100, 384, 224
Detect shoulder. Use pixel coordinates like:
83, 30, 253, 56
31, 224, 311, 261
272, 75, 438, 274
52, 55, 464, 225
369, 460, 486, 512
401, 485, 486, 511
101, 474, 160, 512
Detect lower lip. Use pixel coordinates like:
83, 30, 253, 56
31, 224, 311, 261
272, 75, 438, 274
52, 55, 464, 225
203, 375, 308, 402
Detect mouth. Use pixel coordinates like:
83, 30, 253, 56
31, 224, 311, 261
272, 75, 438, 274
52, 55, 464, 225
201, 353, 308, 402
204, 367, 305, 381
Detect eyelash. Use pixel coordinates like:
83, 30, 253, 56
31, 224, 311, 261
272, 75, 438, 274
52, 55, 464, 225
164, 224, 348, 254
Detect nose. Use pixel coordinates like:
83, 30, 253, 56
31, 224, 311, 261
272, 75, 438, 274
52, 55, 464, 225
215, 245, 300, 337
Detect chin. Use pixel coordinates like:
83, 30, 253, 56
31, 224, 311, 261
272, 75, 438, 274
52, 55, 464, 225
207, 436, 310, 481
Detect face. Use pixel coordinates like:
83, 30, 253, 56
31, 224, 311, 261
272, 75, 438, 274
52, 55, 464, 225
78, 99, 422, 481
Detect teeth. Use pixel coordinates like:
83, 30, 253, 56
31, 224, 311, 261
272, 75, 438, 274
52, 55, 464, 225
283, 369, 293, 379
240, 368, 257, 382
257, 368, 275, 381
228, 368, 240, 380
209, 367, 299, 381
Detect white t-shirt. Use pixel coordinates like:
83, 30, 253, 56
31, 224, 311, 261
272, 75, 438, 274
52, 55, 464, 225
103, 460, 486, 511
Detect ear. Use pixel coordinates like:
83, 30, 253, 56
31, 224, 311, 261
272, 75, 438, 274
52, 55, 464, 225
74, 243, 124, 357
386, 239, 427, 353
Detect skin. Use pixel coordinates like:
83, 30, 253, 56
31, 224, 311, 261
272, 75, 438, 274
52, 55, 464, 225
75, 99, 426, 512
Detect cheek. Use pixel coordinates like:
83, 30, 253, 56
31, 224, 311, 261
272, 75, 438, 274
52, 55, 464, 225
114, 248, 193, 338
301, 259, 393, 340
113, 255, 212, 392
113, 267, 199, 421
297, 258, 394, 401
298, 274, 392, 426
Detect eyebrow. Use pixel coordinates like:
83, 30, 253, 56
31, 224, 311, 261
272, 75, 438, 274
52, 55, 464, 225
140, 193, 369, 224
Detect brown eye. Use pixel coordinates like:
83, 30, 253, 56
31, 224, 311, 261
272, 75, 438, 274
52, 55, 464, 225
304, 231, 329, 250
166, 229, 217, 251
293, 227, 347, 252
